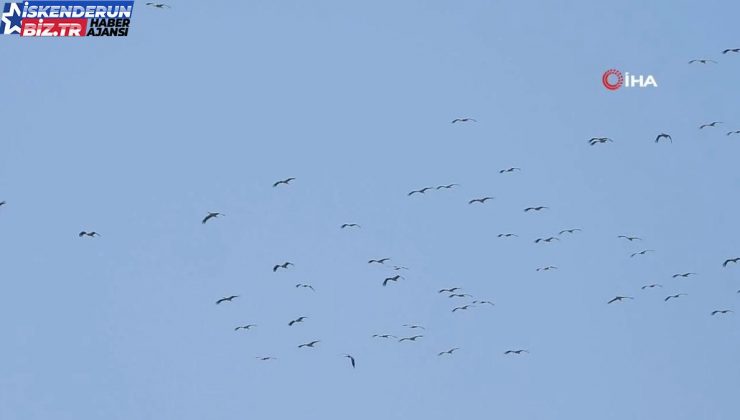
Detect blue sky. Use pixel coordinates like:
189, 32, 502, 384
1, 1, 739, 419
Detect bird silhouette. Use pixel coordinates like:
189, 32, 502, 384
255, 356, 276, 361
534, 237, 560, 243
234, 324, 257, 331
343, 354, 356, 368
451, 118, 476, 123
664, 293, 687, 302
722, 48, 740, 54
399, 335, 423, 342
78, 231, 100, 237
438, 348, 460, 356
408, 187, 433, 196
699, 121, 722, 129
216, 295, 239, 305
393, 265, 409, 271
499, 167, 521, 173
145, 2, 170, 8
436, 183, 459, 189
202, 212, 224, 224
452, 304, 474, 312
498, 233, 518, 238
641, 284, 663, 290
608, 296, 633, 304
0, 201, 5, 206
711, 310, 734, 316
402, 324, 425, 330
372, 334, 397, 339
368, 258, 391, 264
688, 59, 717, 64
524, 206, 548, 212
472, 300, 495, 306
672, 272, 697, 278
630, 250, 655, 258
448, 293, 473, 298
559, 229, 581, 235
288, 316, 308, 326
655, 133, 672, 143
468, 197, 494, 204
536, 266, 558, 271
504, 349, 529, 355
588, 137, 613, 146
383, 275, 403, 286
727, 131, 740, 136
298, 340, 320, 349
438, 288, 462, 294
340, 223, 361, 229
295, 284, 315, 291
273, 262, 294, 272
618, 235, 642, 241
272, 177, 295, 187
722, 257, 740, 267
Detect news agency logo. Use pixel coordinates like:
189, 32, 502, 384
1, 1, 134, 37
602, 69, 658, 90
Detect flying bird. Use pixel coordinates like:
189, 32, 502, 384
468, 196, 494, 204
641, 284, 663, 290
436, 183, 459, 189
383, 274, 403, 286
0, 201, 5, 206
448, 293, 473, 298
499, 167, 521, 173
438, 288, 462, 294
559, 228, 581, 235
700, 121, 722, 129
711, 310, 734, 316
273, 262, 294, 272
727, 131, 740, 136
630, 249, 655, 258
722, 257, 740, 267
536, 266, 558, 271
688, 59, 717, 64
288, 316, 308, 326
393, 265, 409, 271
234, 324, 257, 331
216, 295, 239, 305
295, 284, 315, 291
655, 133, 672, 143
504, 349, 529, 355
452, 304, 474, 312
672, 272, 697, 278
272, 177, 295, 187
438, 348, 460, 356
618, 235, 641, 241
664, 293, 687, 302
588, 137, 613, 146
524, 206, 548, 212
451, 118, 477, 124
145, 2, 170, 8
408, 187, 433, 196
534, 237, 560, 243
343, 354, 356, 368
608, 296, 634, 304
472, 300, 495, 306
498, 233, 518, 238
372, 334, 397, 339
398, 335, 423, 342
722, 48, 740, 54
255, 356, 276, 361
402, 324, 425, 330
78, 231, 100, 237
341, 223, 360, 229
202, 212, 223, 224
298, 340, 320, 349
368, 258, 391, 264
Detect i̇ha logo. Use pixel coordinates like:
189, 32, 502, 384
602, 69, 657, 90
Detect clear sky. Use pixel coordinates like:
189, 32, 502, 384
1, 1, 739, 419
